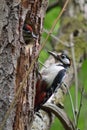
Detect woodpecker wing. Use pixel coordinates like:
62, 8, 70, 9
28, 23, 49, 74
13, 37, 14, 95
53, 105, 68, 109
46, 68, 66, 96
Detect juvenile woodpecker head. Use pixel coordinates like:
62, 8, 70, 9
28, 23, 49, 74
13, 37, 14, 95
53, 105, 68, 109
48, 51, 71, 67
23, 24, 37, 44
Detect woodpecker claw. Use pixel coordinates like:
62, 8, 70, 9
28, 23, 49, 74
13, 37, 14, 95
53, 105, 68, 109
57, 102, 64, 109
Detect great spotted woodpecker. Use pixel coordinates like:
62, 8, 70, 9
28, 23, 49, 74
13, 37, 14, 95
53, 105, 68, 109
35, 51, 71, 111
23, 24, 37, 44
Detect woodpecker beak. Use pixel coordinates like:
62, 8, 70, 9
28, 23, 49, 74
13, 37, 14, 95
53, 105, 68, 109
48, 51, 71, 66
48, 51, 60, 60
32, 32, 38, 39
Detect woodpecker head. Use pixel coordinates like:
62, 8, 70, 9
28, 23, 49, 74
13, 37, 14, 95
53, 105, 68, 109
48, 51, 71, 67
23, 24, 37, 39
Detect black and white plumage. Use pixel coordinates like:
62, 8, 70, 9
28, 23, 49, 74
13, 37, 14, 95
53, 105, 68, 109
35, 51, 71, 111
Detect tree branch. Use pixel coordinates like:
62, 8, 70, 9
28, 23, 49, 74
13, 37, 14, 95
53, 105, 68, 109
42, 103, 75, 130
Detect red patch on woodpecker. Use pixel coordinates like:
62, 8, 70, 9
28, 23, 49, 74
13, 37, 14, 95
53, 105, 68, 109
35, 92, 46, 108
35, 78, 48, 110
26, 24, 33, 32
36, 79, 47, 95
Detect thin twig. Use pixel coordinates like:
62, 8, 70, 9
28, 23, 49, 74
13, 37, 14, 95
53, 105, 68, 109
64, 83, 76, 126
38, 60, 47, 68
0, 1, 70, 130
43, 28, 69, 47
76, 87, 84, 128
70, 34, 79, 118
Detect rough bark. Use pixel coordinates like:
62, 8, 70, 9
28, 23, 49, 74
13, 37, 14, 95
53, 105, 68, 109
0, 0, 20, 129
0, 0, 48, 130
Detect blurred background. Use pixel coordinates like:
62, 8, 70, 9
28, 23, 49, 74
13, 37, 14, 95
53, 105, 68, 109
39, 0, 87, 129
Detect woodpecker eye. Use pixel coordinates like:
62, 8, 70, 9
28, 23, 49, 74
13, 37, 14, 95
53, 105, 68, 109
61, 54, 66, 59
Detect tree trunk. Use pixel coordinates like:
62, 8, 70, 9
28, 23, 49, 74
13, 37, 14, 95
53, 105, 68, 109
0, 0, 48, 130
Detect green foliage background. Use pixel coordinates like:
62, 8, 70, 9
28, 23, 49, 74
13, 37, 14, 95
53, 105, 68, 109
40, 1, 87, 129
38, 6, 60, 65
51, 60, 87, 130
